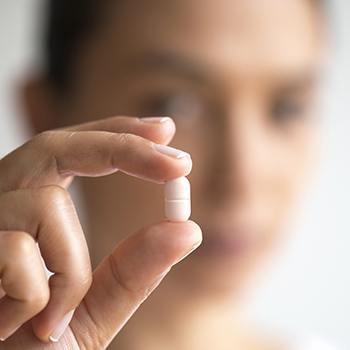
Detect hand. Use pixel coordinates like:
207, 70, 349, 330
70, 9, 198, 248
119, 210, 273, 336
0, 116, 202, 349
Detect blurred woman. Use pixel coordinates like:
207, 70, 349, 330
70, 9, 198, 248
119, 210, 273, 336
0, 0, 327, 349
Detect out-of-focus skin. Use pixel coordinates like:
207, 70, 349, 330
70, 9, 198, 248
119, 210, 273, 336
20, 0, 322, 349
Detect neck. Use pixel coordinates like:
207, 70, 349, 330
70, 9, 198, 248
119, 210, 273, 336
112, 269, 250, 350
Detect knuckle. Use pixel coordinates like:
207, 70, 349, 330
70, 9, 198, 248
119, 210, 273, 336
25, 287, 50, 311
73, 269, 93, 294
37, 185, 71, 206
116, 132, 134, 146
62, 264, 92, 300
32, 130, 57, 148
112, 133, 150, 166
5, 231, 36, 256
115, 132, 144, 148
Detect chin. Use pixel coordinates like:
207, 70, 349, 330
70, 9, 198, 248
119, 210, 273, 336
171, 244, 266, 299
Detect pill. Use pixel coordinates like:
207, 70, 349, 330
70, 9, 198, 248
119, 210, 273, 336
164, 177, 191, 222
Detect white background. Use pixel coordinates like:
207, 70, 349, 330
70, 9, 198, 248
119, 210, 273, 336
0, 0, 349, 348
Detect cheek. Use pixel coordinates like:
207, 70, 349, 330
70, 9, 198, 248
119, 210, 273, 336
253, 135, 317, 253
268, 130, 318, 219
285, 130, 318, 188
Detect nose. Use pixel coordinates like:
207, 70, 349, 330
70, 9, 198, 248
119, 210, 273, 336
205, 96, 269, 208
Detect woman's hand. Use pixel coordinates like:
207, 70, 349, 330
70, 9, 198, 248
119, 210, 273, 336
0, 116, 202, 349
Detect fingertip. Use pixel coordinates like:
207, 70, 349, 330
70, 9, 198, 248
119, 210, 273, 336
162, 118, 176, 145
145, 220, 203, 257
139, 116, 176, 145
184, 220, 203, 242
181, 155, 193, 177
150, 144, 193, 182
172, 220, 203, 249
32, 308, 75, 344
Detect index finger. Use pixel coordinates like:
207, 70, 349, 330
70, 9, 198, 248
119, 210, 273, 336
63, 115, 176, 145
0, 118, 191, 193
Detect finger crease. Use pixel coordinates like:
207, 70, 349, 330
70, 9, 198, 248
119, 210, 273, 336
107, 255, 139, 298
53, 155, 73, 177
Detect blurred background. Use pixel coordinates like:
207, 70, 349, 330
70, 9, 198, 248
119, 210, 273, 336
0, 0, 349, 348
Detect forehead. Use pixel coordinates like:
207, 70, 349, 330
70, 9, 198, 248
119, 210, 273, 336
89, 0, 322, 79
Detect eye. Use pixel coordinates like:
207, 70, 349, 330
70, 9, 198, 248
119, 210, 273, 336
271, 97, 308, 125
144, 92, 206, 125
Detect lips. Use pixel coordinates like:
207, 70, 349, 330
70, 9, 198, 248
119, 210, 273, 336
199, 226, 259, 258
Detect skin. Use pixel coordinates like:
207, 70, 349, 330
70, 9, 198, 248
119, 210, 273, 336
0, 0, 323, 349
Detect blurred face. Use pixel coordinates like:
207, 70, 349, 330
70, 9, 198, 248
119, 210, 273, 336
50, 0, 322, 294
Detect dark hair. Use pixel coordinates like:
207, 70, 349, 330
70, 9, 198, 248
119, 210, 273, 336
45, 0, 110, 92
45, 0, 323, 93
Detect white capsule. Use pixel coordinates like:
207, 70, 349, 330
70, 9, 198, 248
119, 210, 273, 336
164, 177, 191, 222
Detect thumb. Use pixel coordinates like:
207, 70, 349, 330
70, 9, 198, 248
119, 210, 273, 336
70, 220, 202, 349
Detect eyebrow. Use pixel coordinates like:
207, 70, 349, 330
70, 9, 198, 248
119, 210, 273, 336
118, 50, 322, 90
274, 70, 321, 95
121, 51, 212, 84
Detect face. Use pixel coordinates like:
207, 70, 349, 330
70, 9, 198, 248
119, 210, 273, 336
34, 0, 322, 296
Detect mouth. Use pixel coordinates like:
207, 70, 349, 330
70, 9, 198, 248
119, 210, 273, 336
198, 225, 260, 259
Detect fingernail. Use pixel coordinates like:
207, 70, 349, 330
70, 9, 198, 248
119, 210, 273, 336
154, 267, 171, 285
49, 309, 75, 342
0, 324, 21, 341
187, 240, 202, 255
141, 116, 171, 123
174, 241, 202, 265
153, 144, 190, 159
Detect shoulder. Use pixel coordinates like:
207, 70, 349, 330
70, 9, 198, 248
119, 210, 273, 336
286, 334, 339, 350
